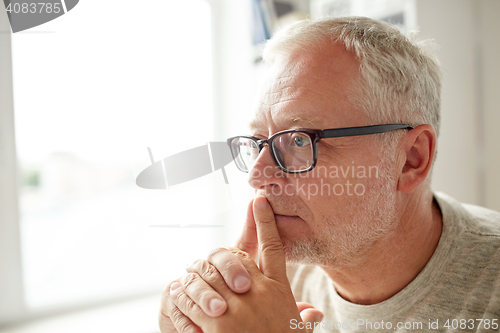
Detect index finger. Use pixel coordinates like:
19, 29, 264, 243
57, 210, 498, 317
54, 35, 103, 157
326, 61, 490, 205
253, 195, 287, 283
235, 198, 258, 259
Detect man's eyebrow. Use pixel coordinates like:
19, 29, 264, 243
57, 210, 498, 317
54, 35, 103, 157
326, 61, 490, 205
248, 116, 324, 132
248, 116, 323, 132
284, 116, 324, 128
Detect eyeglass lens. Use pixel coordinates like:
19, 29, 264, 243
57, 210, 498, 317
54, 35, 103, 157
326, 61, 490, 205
230, 132, 314, 172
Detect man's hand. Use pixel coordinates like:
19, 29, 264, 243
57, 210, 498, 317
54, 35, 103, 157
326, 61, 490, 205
159, 252, 252, 333
159, 200, 257, 333
163, 196, 323, 333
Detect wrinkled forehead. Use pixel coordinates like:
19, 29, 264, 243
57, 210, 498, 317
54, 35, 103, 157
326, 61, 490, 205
249, 46, 363, 135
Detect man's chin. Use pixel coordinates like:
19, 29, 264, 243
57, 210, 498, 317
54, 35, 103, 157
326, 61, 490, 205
282, 238, 331, 266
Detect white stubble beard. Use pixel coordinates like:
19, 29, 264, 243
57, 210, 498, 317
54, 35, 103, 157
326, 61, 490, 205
282, 155, 399, 267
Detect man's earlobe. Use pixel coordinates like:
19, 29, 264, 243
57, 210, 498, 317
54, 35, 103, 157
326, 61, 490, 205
397, 124, 437, 193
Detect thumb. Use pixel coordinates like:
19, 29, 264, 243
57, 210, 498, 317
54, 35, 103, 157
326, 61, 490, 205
299, 306, 324, 333
253, 196, 287, 282
235, 199, 258, 259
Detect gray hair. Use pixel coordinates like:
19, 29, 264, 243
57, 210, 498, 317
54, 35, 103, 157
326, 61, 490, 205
262, 16, 442, 139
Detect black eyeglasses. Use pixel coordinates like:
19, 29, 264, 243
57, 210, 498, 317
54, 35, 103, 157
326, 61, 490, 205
227, 124, 413, 173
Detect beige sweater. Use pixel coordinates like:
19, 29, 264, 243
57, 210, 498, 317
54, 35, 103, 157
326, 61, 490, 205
287, 192, 500, 332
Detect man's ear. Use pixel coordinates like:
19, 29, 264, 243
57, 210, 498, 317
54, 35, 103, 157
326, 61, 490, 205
397, 124, 437, 193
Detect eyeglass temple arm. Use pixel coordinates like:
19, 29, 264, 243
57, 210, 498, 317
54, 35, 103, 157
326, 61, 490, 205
320, 124, 414, 138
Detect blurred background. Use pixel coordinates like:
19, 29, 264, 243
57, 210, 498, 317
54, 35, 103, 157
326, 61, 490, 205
0, 0, 499, 332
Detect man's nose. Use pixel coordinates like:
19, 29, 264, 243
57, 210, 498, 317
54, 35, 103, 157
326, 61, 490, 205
247, 146, 287, 190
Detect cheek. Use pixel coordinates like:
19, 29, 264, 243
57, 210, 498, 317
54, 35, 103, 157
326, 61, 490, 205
291, 163, 361, 195
289, 165, 378, 219
287, 175, 345, 223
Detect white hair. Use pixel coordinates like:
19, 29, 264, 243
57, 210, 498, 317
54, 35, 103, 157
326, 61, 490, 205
262, 16, 442, 139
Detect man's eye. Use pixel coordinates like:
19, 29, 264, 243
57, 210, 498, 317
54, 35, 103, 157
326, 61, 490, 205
293, 135, 311, 147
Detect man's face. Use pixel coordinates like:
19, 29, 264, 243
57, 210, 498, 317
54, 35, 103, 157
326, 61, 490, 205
248, 44, 400, 267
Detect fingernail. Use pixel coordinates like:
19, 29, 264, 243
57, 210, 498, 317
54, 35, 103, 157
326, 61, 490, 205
170, 282, 181, 297
209, 298, 225, 313
233, 275, 250, 290
255, 197, 268, 209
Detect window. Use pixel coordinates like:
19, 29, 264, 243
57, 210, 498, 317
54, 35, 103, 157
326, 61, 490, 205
10, 0, 222, 312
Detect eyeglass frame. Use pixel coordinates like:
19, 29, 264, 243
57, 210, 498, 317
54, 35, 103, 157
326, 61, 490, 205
227, 124, 414, 174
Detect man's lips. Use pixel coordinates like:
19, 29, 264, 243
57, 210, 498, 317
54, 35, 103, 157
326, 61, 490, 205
272, 207, 298, 218
274, 214, 301, 223
257, 194, 301, 221
274, 213, 297, 218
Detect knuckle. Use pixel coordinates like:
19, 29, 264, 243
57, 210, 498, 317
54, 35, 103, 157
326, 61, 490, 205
207, 247, 227, 261
194, 259, 219, 279
260, 241, 283, 254
204, 265, 220, 282
175, 291, 197, 312
182, 273, 199, 290
171, 307, 195, 333
194, 260, 225, 288
229, 248, 252, 261
184, 295, 197, 310
170, 306, 184, 322
220, 258, 242, 274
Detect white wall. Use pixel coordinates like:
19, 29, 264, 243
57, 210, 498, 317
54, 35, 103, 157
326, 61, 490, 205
418, 0, 500, 210
479, 0, 500, 211
211, 0, 268, 142
210, 0, 269, 242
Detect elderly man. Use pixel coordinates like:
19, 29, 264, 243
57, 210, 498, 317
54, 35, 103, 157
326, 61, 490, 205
160, 17, 500, 332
